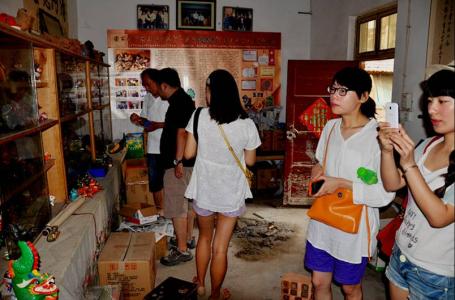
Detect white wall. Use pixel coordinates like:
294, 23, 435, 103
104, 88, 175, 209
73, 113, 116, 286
76, 0, 311, 139
0, 0, 22, 16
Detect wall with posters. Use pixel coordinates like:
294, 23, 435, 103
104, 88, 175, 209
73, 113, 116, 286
107, 30, 281, 139
77, 0, 310, 132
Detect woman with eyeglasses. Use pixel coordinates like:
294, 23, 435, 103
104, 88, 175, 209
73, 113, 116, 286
304, 67, 395, 299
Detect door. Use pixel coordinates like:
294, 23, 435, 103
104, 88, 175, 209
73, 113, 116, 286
283, 60, 357, 205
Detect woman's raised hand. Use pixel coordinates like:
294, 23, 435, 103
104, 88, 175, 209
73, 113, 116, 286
377, 122, 399, 153
389, 125, 416, 169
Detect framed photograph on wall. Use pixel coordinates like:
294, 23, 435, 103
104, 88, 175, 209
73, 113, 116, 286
222, 6, 253, 31
137, 5, 169, 29
176, 0, 216, 30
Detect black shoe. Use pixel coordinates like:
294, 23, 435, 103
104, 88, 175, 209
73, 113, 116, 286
169, 237, 196, 249
160, 247, 193, 266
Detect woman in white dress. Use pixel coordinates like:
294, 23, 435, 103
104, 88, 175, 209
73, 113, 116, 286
184, 69, 261, 299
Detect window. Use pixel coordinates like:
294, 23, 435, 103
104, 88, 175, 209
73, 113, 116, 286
355, 3, 397, 60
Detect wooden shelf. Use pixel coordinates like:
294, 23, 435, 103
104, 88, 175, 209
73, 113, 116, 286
0, 23, 109, 66
91, 103, 110, 110
0, 119, 58, 146
60, 110, 90, 123
1, 159, 55, 206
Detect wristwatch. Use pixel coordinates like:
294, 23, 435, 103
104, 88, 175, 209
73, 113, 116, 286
173, 159, 183, 166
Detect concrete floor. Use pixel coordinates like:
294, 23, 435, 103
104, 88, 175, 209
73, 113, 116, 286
155, 201, 388, 300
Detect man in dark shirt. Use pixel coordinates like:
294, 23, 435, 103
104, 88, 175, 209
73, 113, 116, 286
157, 68, 196, 266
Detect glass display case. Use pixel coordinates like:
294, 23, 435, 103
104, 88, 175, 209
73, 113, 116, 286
0, 135, 51, 251
56, 53, 88, 117
61, 114, 92, 192
93, 106, 113, 158
0, 35, 39, 135
0, 29, 55, 256
90, 63, 110, 107
0, 23, 113, 254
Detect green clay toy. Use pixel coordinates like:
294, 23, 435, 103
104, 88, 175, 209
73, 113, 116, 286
8, 241, 59, 300
357, 167, 378, 185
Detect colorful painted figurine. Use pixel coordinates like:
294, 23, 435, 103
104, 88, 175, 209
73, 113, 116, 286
8, 241, 59, 300
357, 167, 378, 185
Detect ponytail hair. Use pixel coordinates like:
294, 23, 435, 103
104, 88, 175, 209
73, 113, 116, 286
434, 150, 455, 198
360, 97, 376, 119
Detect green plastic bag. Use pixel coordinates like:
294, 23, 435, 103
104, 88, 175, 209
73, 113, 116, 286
125, 133, 144, 159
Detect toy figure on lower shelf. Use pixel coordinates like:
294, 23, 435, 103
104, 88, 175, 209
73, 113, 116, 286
8, 241, 59, 300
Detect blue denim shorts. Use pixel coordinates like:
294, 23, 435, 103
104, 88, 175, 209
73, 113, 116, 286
304, 241, 368, 285
386, 245, 454, 299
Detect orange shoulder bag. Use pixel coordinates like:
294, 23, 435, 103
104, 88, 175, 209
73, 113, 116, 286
307, 125, 369, 235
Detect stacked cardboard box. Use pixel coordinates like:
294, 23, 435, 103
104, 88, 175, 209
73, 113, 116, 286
122, 158, 154, 205
98, 232, 156, 300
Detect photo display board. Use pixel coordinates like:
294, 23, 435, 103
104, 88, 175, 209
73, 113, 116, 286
107, 30, 281, 119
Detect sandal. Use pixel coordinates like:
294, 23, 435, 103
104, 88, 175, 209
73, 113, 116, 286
209, 288, 231, 300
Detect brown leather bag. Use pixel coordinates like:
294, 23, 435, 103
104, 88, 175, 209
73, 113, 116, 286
307, 124, 366, 234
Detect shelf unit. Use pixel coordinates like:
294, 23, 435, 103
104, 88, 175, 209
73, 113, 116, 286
0, 23, 112, 246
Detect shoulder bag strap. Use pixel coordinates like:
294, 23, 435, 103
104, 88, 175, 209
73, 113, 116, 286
321, 123, 337, 173
218, 124, 249, 178
193, 107, 203, 143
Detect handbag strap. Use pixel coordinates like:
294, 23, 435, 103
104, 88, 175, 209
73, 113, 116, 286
218, 124, 249, 178
321, 124, 337, 173
321, 122, 372, 258
193, 107, 203, 143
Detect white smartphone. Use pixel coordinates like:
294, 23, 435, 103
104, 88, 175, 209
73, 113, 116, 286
385, 102, 399, 128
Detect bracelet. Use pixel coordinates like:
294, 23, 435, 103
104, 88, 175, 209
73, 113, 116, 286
402, 164, 418, 174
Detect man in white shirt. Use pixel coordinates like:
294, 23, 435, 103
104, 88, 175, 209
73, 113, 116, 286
130, 68, 168, 212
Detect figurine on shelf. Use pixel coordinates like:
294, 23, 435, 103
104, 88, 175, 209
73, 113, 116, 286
8, 240, 59, 300
15, 9, 34, 32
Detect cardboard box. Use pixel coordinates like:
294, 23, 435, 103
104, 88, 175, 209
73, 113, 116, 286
98, 232, 156, 300
155, 233, 168, 260
281, 272, 312, 300
123, 158, 154, 205
119, 203, 158, 225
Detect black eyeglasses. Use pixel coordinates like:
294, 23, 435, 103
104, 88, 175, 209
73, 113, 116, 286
327, 86, 352, 96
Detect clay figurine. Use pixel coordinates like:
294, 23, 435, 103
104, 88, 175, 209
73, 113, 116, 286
8, 241, 59, 299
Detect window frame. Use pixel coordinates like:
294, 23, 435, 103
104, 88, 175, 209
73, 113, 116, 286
355, 3, 397, 60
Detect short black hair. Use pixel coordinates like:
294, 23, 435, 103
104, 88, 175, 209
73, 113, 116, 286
422, 69, 455, 99
331, 67, 376, 118
419, 69, 455, 136
207, 69, 248, 124
157, 68, 181, 87
140, 68, 160, 82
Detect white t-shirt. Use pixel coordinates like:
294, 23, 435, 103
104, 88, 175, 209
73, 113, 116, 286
307, 118, 395, 263
184, 108, 261, 212
140, 93, 169, 154
396, 137, 454, 277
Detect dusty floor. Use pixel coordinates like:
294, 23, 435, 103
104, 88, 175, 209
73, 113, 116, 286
155, 199, 388, 300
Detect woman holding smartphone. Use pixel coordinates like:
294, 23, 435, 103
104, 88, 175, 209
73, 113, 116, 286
305, 67, 395, 299
378, 69, 454, 299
